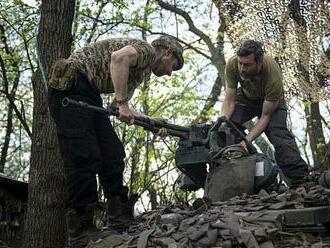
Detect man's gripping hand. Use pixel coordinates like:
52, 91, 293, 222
239, 140, 249, 153
153, 117, 168, 137
118, 102, 135, 124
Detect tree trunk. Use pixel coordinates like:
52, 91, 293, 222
0, 24, 21, 172
159, 0, 225, 122
148, 187, 158, 210
289, 0, 326, 167
195, 21, 226, 122
0, 104, 13, 172
304, 102, 326, 167
23, 1, 75, 248
323, 142, 330, 169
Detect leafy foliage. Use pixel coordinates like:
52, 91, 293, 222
0, 0, 37, 179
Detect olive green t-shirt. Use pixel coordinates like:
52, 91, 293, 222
225, 54, 283, 101
68, 38, 155, 99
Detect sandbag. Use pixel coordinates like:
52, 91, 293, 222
254, 153, 280, 192
205, 155, 256, 202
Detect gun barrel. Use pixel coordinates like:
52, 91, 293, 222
62, 97, 189, 139
62, 97, 118, 116
134, 119, 188, 139
136, 116, 189, 133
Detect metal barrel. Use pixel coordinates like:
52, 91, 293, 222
135, 116, 189, 133
62, 97, 118, 116
134, 119, 189, 139
62, 97, 189, 139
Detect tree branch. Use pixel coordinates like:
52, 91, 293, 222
0, 23, 31, 136
158, 0, 217, 58
0, 55, 32, 138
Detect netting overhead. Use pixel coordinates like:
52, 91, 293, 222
213, 0, 330, 101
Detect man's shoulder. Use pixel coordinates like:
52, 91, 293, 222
105, 38, 154, 57
225, 55, 238, 73
262, 54, 282, 77
262, 54, 280, 68
225, 55, 238, 70
227, 55, 238, 65
92, 37, 150, 48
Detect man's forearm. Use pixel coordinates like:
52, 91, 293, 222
221, 101, 235, 119
245, 116, 270, 142
111, 62, 129, 101
246, 100, 278, 143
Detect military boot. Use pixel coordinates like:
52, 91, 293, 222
280, 166, 309, 189
286, 173, 308, 189
66, 204, 114, 248
106, 195, 137, 232
66, 208, 96, 248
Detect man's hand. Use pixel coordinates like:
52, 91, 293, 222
219, 121, 227, 129
157, 128, 168, 137
240, 140, 249, 153
118, 102, 134, 124
154, 117, 168, 137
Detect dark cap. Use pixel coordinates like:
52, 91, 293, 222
151, 35, 184, 70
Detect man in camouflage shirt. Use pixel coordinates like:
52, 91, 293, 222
48, 35, 184, 248
221, 40, 308, 187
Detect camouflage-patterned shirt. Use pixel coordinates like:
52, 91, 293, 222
68, 38, 155, 98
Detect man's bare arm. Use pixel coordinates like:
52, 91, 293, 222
110, 45, 138, 123
221, 88, 236, 119
110, 45, 138, 102
245, 100, 279, 143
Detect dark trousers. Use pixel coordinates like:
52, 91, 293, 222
48, 74, 127, 211
230, 88, 309, 182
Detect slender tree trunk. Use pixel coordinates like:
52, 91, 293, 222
159, 0, 225, 121
195, 21, 226, 122
0, 25, 21, 172
148, 187, 158, 210
323, 142, 330, 169
23, 1, 75, 248
289, 0, 326, 167
0, 104, 13, 172
304, 102, 326, 167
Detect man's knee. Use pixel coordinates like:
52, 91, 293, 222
266, 127, 308, 175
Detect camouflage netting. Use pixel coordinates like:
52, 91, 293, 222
88, 178, 330, 248
212, 0, 330, 101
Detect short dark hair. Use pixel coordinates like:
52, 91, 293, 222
237, 40, 264, 63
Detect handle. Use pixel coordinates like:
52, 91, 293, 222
210, 116, 257, 154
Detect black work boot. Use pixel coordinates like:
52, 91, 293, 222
281, 166, 309, 189
286, 172, 308, 189
66, 204, 114, 248
66, 208, 96, 248
106, 195, 137, 232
